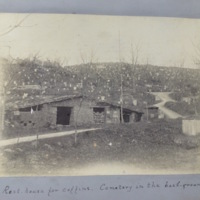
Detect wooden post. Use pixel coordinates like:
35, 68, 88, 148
120, 74, 124, 123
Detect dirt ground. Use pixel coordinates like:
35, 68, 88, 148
1, 119, 200, 176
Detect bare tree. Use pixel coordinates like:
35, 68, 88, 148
118, 31, 124, 123
190, 43, 200, 115
71, 96, 84, 146
130, 42, 141, 93
71, 49, 99, 145
0, 15, 30, 139
0, 56, 19, 138
0, 14, 30, 37
193, 42, 200, 68
79, 47, 98, 64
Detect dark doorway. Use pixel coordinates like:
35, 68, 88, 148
123, 110, 131, 123
135, 113, 142, 122
120, 110, 131, 123
56, 107, 72, 125
123, 113, 130, 123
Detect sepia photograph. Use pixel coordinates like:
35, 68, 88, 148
0, 13, 200, 176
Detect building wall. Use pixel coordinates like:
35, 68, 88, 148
105, 107, 140, 123
6, 98, 96, 129
6, 110, 41, 129
158, 110, 165, 119
6, 104, 56, 129
49, 98, 95, 126
149, 109, 159, 119
73, 104, 94, 126
44, 104, 57, 126
143, 108, 158, 120
106, 107, 120, 123
130, 113, 136, 122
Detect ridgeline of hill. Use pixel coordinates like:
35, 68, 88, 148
3, 58, 200, 108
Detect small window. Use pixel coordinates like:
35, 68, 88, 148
93, 107, 105, 113
19, 107, 31, 112
93, 107, 105, 124
19, 105, 43, 112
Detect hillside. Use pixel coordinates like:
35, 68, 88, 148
3, 58, 200, 110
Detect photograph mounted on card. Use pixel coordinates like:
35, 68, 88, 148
0, 13, 200, 176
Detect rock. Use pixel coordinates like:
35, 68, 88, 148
173, 135, 199, 149
57, 142, 62, 146
16, 148, 23, 152
44, 143, 54, 151
185, 142, 198, 150
56, 125, 63, 131
4, 149, 14, 153
93, 142, 97, 147
131, 139, 137, 143
31, 141, 38, 148
50, 125, 57, 130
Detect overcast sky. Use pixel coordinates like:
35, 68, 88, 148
0, 13, 200, 68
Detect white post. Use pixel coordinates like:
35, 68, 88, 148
146, 102, 149, 121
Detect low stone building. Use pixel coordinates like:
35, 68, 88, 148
5, 95, 143, 129
95, 101, 143, 124
5, 95, 94, 128
144, 106, 159, 120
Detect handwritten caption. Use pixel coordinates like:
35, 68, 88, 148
1, 181, 200, 197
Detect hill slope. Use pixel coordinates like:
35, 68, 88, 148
3, 58, 200, 109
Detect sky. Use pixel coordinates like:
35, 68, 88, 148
0, 13, 200, 68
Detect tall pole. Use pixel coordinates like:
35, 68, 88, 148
118, 31, 124, 123
120, 74, 124, 123
131, 43, 134, 93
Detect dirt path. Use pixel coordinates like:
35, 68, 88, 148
152, 92, 183, 119
0, 128, 99, 148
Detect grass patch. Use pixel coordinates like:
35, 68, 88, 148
1, 119, 200, 175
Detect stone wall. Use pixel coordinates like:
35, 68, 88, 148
47, 98, 95, 126
6, 104, 56, 129
44, 105, 57, 126
106, 107, 120, 124
73, 104, 94, 126
143, 108, 158, 120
